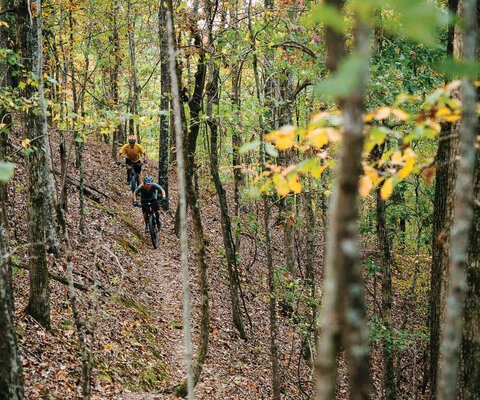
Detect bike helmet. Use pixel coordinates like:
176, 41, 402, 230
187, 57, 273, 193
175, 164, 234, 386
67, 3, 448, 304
143, 175, 154, 185
128, 135, 136, 144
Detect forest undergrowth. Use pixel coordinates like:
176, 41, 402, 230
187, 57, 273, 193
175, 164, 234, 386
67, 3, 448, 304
8, 131, 431, 399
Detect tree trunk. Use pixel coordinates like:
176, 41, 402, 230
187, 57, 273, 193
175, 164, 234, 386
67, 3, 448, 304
166, 4, 194, 398
428, 2, 459, 396
437, 1, 478, 398
158, 0, 170, 196
110, 1, 124, 158
458, 147, 480, 400
175, 12, 210, 395
16, 0, 52, 329
376, 182, 396, 400
314, 4, 371, 399
0, 228, 25, 400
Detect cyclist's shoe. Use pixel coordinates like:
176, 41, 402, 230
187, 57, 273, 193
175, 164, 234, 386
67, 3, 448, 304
145, 225, 149, 233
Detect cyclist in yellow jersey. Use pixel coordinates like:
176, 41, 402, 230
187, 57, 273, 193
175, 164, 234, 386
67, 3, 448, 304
116, 136, 148, 185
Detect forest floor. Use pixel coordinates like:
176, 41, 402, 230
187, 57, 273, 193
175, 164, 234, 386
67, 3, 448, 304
9, 132, 315, 399
8, 132, 431, 399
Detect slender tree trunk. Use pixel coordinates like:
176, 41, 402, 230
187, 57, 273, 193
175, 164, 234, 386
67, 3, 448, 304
175, 10, 210, 396
428, 3, 459, 396
0, 0, 13, 234
376, 183, 396, 400
166, 5, 194, 398
158, 0, 170, 196
437, 1, 477, 398
0, 228, 25, 400
247, 0, 281, 396
110, 1, 124, 158
127, 0, 140, 141
205, 2, 246, 340
315, 5, 371, 400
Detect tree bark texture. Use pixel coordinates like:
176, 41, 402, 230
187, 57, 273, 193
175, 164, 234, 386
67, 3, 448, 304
314, 8, 371, 400
16, 0, 52, 329
0, 228, 25, 399
166, 4, 194, 398
206, 57, 247, 339
437, 0, 478, 398
158, 0, 170, 196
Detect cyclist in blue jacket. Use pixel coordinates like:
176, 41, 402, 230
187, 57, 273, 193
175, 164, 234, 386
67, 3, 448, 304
133, 175, 167, 232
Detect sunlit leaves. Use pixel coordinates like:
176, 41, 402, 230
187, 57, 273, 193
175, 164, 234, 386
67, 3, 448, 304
301, 3, 346, 33
314, 55, 365, 99
242, 81, 479, 199
265, 125, 296, 150
380, 177, 394, 200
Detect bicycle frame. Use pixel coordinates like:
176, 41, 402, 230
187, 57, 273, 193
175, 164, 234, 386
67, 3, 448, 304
134, 201, 159, 249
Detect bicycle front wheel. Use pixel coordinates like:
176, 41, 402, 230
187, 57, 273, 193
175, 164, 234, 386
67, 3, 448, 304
148, 214, 158, 249
130, 173, 138, 192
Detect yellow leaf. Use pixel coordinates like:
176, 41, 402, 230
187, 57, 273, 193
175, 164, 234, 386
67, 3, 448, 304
307, 128, 329, 149
359, 175, 373, 198
391, 108, 409, 121
325, 127, 341, 142
363, 113, 374, 122
312, 164, 327, 178
22, 139, 31, 148
391, 150, 403, 164
380, 177, 394, 200
272, 173, 290, 196
366, 168, 380, 186
287, 173, 302, 194
374, 106, 391, 120
443, 113, 461, 122
398, 148, 416, 179
269, 125, 296, 150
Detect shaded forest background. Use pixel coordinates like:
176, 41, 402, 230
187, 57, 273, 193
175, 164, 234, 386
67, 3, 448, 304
0, 0, 479, 399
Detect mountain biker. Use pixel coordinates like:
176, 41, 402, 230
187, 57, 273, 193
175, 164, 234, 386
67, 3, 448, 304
133, 175, 167, 232
116, 135, 148, 185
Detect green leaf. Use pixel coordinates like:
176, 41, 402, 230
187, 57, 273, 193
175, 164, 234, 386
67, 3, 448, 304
265, 142, 279, 158
438, 59, 480, 79
314, 55, 365, 98
0, 162, 14, 183
382, 0, 444, 46
239, 140, 261, 154
301, 3, 346, 33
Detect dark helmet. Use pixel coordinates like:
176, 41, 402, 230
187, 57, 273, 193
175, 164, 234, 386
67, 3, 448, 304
143, 175, 154, 185
128, 135, 136, 144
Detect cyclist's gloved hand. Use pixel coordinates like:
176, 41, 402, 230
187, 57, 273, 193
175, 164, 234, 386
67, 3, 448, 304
161, 197, 168, 204
133, 201, 139, 207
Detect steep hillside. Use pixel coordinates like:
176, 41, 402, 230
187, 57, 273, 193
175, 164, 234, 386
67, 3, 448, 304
8, 132, 319, 399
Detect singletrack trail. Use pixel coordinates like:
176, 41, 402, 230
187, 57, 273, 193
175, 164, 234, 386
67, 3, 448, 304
109, 165, 186, 399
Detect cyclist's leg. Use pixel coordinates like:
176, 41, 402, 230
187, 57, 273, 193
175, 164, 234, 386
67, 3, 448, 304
125, 159, 133, 183
141, 205, 149, 232
134, 161, 142, 185
153, 201, 161, 228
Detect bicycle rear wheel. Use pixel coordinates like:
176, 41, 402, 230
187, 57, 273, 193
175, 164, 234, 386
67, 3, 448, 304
148, 214, 158, 249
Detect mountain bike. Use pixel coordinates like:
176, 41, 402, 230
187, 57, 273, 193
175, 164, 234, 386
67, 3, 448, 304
119, 161, 145, 193
134, 200, 160, 249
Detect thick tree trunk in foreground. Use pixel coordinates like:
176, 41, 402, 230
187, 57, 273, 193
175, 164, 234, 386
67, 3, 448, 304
16, 0, 52, 329
314, 4, 371, 399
